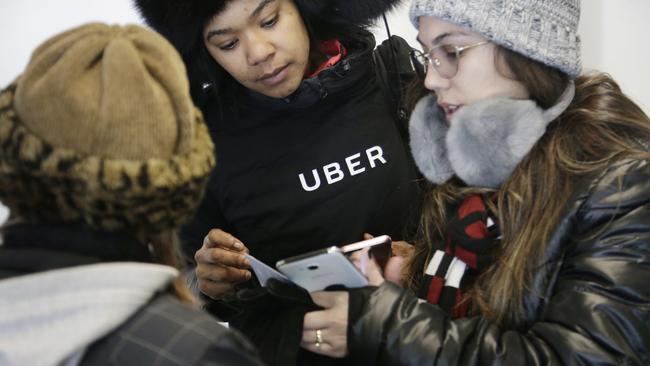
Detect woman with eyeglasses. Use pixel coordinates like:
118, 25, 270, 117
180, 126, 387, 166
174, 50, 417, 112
301, 0, 650, 364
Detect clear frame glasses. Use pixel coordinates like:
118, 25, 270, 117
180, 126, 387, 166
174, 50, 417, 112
409, 40, 490, 79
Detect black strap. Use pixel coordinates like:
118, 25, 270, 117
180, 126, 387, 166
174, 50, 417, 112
382, 13, 403, 110
372, 36, 416, 149
372, 13, 418, 125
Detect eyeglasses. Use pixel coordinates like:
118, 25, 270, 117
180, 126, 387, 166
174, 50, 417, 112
409, 40, 490, 79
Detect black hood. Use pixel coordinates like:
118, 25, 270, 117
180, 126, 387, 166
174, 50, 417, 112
133, 0, 226, 57
133, 0, 402, 58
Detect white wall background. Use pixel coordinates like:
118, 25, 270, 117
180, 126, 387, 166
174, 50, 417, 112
1, 0, 649, 225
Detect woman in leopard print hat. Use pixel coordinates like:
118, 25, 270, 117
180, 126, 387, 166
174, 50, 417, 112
0, 23, 263, 366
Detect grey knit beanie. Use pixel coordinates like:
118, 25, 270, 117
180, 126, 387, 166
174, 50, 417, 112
409, 0, 581, 78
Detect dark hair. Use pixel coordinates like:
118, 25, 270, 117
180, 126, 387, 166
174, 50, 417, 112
146, 231, 198, 305
498, 48, 570, 108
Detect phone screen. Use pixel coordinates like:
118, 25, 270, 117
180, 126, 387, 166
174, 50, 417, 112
341, 235, 391, 269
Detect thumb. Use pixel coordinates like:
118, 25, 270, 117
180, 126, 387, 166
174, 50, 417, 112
365, 257, 385, 286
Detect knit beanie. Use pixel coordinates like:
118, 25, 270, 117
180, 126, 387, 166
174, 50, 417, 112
409, 0, 581, 78
0, 23, 215, 234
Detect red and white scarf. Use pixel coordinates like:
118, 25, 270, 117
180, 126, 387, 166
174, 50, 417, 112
417, 194, 500, 317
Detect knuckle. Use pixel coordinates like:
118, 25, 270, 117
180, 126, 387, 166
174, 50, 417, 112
206, 229, 223, 243
194, 248, 204, 262
215, 228, 231, 239
195, 265, 206, 278
210, 248, 224, 262
224, 266, 240, 279
198, 281, 211, 294
208, 228, 222, 236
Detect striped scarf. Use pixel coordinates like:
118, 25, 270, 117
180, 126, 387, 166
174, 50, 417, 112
417, 194, 500, 317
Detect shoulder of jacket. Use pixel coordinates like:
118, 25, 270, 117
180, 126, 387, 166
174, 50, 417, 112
581, 158, 650, 208
538, 158, 649, 262
143, 294, 250, 344
373, 35, 414, 73
81, 293, 261, 365
571, 158, 650, 233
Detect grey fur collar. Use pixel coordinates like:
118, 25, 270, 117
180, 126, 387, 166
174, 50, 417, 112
409, 83, 575, 188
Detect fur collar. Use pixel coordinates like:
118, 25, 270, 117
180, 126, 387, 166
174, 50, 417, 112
409, 83, 575, 188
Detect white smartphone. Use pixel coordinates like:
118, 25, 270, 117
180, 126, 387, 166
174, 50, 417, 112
276, 247, 367, 292
340, 235, 392, 253
275, 235, 392, 292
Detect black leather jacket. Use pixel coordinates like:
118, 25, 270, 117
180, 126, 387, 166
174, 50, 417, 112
347, 158, 650, 365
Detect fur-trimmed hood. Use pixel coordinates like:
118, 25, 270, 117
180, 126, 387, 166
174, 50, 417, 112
133, 0, 402, 57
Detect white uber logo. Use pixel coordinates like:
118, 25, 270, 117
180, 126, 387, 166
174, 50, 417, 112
298, 146, 387, 192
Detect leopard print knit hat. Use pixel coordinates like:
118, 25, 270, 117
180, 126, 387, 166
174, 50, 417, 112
0, 23, 215, 234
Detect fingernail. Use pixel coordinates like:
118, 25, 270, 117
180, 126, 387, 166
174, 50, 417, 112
234, 241, 243, 250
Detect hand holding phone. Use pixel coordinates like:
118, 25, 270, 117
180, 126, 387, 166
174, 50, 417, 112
348, 234, 391, 286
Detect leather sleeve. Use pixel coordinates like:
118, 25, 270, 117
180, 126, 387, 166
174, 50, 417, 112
347, 159, 650, 365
